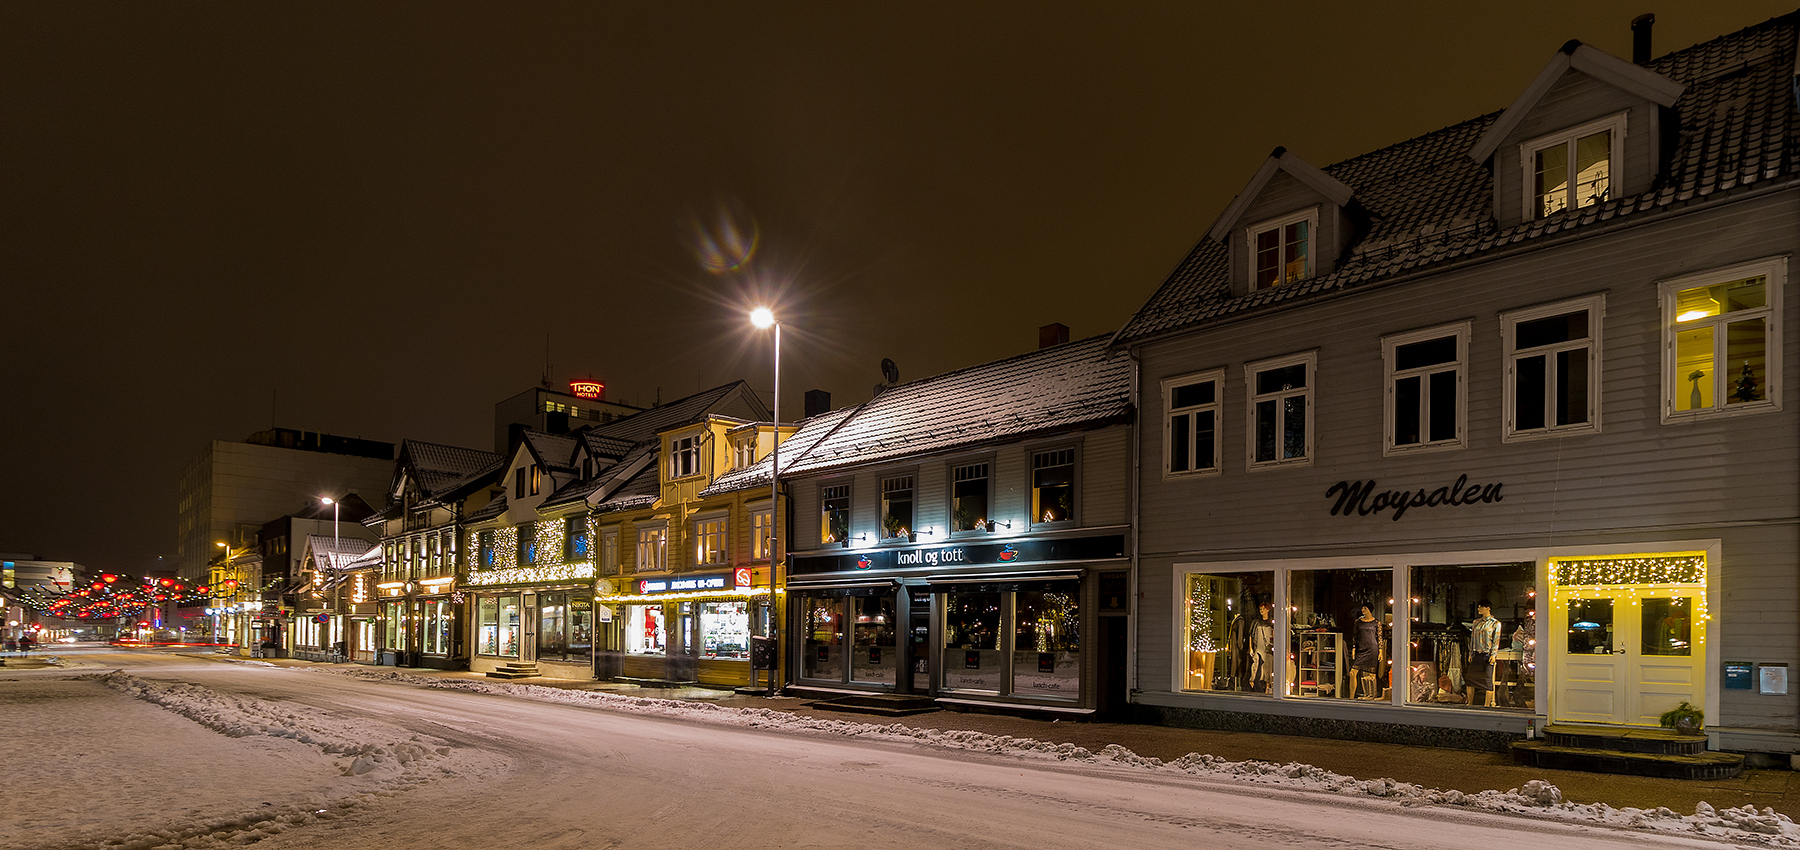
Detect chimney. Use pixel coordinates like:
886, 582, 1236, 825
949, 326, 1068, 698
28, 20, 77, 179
1038, 323, 1070, 349
803, 389, 831, 419
1631, 13, 1655, 65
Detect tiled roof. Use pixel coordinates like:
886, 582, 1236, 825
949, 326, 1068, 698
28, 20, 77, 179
592, 461, 661, 514
305, 535, 376, 571
701, 408, 856, 496
581, 432, 636, 462
709, 335, 1131, 488
1114, 13, 1800, 346
402, 440, 504, 499
466, 491, 507, 523
521, 431, 579, 472
583, 382, 768, 445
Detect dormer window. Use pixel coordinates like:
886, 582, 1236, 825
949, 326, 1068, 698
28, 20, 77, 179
1521, 114, 1624, 219
731, 436, 757, 470
668, 432, 702, 479
1248, 210, 1316, 290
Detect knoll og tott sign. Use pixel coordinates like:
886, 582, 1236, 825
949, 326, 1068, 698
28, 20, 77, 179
1326, 474, 1503, 522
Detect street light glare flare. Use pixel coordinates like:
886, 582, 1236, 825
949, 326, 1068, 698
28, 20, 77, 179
320, 497, 334, 505
750, 307, 774, 329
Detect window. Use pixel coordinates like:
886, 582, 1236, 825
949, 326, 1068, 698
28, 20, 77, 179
476, 594, 520, 657
1247, 209, 1316, 289
1407, 563, 1536, 710
635, 525, 665, 573
536, 591, 592, 662
515, 467, 525, 499
1383, 323, 1469, 454
600, 528, 620, 576
564, 515, 590, 560
880, 476, 914, 541
1521, 114, 1623, 220
751, 508, 773, 561
669, 432, 702, 479
1288, 568, 1391, 701
819, 484, 850, 546
1164, 370, 1222, 477
1661, 258, 1785, 422
1031, 448, 1076, 524
1183, 571, 1276, 694
477, 531, 496, 569
951, 463, 989, 533
1502, 295, 1602, 440
626, 604, 666, 655
733, 437, 757, 470
694, 515, 727, 566
516, 523, 538, 566
531, 465, 541, 495
422, 598, 453, 656
1246, 352, 1315, 467
440, 529, 455, 572
700, 600, 750, 659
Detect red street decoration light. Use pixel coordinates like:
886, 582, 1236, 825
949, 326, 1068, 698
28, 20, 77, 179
101, 574, 118, 583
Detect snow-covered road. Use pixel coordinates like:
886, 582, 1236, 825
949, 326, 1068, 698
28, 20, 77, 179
1, 653, 1790, 849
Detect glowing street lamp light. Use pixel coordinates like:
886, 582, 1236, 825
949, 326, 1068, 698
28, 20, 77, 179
751, 306, 779, 696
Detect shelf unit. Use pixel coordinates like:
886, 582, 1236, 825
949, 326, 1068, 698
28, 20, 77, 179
1294, 630, 1343, 698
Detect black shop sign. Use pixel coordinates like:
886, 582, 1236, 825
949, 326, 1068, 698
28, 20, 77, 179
790, 534, 1125, 576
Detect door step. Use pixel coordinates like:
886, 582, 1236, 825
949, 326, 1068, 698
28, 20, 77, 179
811, 693, 941, 717
486, 661, 541, 680
1511, 724, 1742, 779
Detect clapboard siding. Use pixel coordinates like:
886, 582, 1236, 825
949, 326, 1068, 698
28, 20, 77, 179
1082, 428, 1130, 527
1494, 72, 1659, 225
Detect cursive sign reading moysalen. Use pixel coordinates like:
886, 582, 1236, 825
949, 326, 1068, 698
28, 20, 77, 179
1326, 474, 1503, 521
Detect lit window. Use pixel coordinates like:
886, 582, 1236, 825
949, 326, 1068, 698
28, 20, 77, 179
1383, 323, 1469, 454
1521, 114, 1623, 219
1031, 449, 1076, 524
1164, 370, 1222, 476
1247, 210, 1316, 289
1502, 295, 1602, 440
517, 522, 538, 566
1246, 352, 1315, 467
564, 516, 590, 560
694, 517, 727, 566
1661, 258, 1785, 421
820, 484, 851, 546
751, 508, 773, 561
951, 463, 989, 533
634, 526, 665, 573
733, 437, 758, 470
880, 476, 914, 541
478, 531, 496, 569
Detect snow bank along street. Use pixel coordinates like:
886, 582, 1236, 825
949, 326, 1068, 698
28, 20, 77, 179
0, 656, 1794, 849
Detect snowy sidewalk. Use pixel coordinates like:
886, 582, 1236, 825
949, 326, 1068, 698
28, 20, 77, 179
216, 654, 1800, 819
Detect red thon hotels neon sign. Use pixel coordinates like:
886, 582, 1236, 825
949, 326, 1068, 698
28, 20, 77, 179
569, 380, 604, 400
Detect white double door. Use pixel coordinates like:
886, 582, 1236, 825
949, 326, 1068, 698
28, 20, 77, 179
1550, 587, 1705, 726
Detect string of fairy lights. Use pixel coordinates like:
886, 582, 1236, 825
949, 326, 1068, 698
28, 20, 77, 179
1551, 554, 1710, 621
12, 573, 210, 620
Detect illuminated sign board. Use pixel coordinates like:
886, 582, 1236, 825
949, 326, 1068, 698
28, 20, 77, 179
569, 380, 604, 400
636, 572, 733, 595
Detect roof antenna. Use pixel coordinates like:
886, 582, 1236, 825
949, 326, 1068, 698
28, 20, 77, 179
541, 334, 553, 388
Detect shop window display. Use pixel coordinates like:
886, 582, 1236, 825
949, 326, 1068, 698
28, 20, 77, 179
942, 591, 1004, 692
1012, 587, 1079, 699
850, 596, 898, 685
1184, 571, 1276, 694
625, 604, 666, 656
701, 600, 749, 659
383, 601, 403, 651
1287, 569, 1390, 700
422, 599, 452, 656
1406, 563, 1535, 709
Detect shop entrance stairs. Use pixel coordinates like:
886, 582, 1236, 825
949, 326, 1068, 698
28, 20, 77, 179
1510, 724, 1744, 780
485, 661, 541, 680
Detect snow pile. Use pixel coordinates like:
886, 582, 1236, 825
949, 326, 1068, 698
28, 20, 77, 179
327, 667, 1800, 846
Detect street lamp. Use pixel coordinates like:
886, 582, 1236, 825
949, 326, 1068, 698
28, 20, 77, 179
750, 306, 779, 696
214, 542, 233, 646
321, 496, 341, 661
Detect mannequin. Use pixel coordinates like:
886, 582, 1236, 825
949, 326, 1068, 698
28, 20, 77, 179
1466, 599, 1500, 707
1351, 603, 1383, 699
1248, 602, 1274, 693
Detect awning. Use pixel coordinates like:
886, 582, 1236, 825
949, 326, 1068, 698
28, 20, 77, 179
784, 576, 899, 597
923, 570, 1082, 594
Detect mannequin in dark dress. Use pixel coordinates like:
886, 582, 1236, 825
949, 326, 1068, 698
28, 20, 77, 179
1351, 603, 1383, 699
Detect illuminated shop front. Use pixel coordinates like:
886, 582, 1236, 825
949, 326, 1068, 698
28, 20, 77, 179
789, 533, 1124, 712
595, 569, 765, 687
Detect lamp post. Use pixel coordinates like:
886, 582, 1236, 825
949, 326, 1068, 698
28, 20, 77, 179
321, 496, 340, 661
214, 542, 232, 647
751, 306, 780, 696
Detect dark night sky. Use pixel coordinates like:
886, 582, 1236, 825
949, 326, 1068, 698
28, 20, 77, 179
3, 2, 1790, 572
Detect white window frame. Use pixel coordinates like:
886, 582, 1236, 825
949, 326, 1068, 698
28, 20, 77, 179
667, 430, 703, 480
948, 458, 995, 538
1162, 368, 1224, 479
1658, 256, 1786, 423
1028, 445, 1080, 529
1245, 208, 1319, 290
878, 473, 916, 542
635, 522, 667, 573
1382, 321, 1470, 456
600, 527, 620, 576
1501, 293, 1604, 442
1245, 351, 1317, 470
732, 436, 758, 471
819, 482, 852, 547
1518, 113, 1626, 221
693, 512, 729, 567
750, 506, 773, 562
